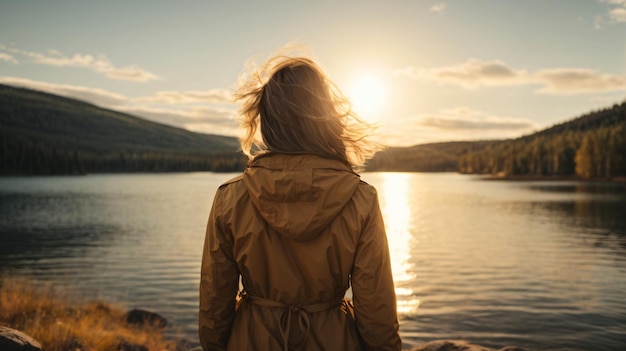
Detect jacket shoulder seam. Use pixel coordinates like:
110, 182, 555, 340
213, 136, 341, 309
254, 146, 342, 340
355, 181, 379, 230
357, 180, 377, 195
218, 174, 244, 189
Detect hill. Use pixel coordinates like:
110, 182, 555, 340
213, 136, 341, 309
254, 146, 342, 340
367, 101, 626, 179
366, 141, 495, 172
2, 83, 623, 178
0, 84, 246, 175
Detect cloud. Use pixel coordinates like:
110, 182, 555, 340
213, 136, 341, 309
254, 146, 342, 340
430, 3, 446, 12
135, 89, 233, 105
396, 59, 529, 89
416, 107, 539, 131
375, 108, 540, 146
0, 76, 128, 106
535, 68, 626, 94
597, 0, 626, 25
609, 7, 626, 21
0, 53, 18, 64
28, 51, 95, 67
101, 65, 161, 82
0, 44, 160, 82
0, 75, 240, 136
118, 105, 238, 135
418, 115, 534, 131
395, 58, 626, 94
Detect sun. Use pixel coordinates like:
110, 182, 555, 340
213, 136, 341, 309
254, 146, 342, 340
347, 75, 385, 121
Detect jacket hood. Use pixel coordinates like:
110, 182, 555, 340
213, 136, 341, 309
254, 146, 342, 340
243, 153, 360, 241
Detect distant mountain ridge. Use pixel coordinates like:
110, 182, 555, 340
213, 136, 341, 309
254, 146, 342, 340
368, 101, 625, 178
0, 84, 246, 174
1, 83, 624, 177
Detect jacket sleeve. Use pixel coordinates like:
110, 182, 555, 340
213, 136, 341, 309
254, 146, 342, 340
199, 187, 239, 351
351, 188, 402, 351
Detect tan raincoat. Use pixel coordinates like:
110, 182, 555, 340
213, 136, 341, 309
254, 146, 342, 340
199, 153, 401, 351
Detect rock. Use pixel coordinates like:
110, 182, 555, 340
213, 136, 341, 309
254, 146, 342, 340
408, 340, 530, 351
126, 309, 167, 328
117, 340, 148, 351
0, 326, 43, 351
174, 338, 197, 351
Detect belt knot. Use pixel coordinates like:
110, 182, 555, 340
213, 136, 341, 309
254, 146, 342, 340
241, 291, 343, 351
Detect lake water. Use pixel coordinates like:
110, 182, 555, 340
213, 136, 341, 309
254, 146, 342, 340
0, 173, 624, 350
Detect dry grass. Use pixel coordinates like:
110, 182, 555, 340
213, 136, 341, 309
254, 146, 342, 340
0, 275, 182, 351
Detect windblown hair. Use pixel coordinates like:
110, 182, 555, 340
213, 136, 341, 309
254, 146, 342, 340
233, 53, 382, 167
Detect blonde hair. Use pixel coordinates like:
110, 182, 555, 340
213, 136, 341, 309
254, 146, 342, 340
233, 51, 382, 168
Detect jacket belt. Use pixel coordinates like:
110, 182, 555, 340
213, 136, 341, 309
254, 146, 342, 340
242, 292, 344, 351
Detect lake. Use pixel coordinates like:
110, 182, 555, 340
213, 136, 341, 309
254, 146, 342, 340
0, 173, 624, 350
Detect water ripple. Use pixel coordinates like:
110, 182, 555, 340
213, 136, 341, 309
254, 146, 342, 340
1, 173, 625, 350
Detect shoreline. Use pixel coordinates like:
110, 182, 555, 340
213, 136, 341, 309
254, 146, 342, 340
0, 275, 188, 351
1, 275, 533, 351
479, 174, 626, 182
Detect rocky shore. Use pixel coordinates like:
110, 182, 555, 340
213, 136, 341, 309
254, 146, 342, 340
1, 326, 530, 351
408, 340, 529, 351
0, 309, 180, 351
0, 276, 184, 351
1, 276, 531, 351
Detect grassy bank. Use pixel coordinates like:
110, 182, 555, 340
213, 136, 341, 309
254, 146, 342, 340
0, 275, 181, 351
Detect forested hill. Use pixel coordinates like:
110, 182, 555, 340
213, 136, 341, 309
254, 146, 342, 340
2, 83, 624, 177
366, 141, 495, 172
367, 101, 626, 179
0, 84, 246, 175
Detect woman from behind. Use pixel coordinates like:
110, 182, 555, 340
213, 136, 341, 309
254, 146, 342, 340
199, 51, 402, 351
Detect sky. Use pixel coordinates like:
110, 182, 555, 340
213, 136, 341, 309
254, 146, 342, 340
0, 0, 625, 147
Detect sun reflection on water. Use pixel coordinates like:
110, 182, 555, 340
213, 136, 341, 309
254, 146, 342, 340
379, 173, 420, 314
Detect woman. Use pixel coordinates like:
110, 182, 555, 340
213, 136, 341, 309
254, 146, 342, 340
199, 52, 401, 351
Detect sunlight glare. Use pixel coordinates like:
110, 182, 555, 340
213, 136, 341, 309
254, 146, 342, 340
380, 173, 419, 314
347, 75, 385, 121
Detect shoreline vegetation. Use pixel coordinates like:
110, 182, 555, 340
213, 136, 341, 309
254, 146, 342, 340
0, 275, 186, 351
0, 275, 531, 351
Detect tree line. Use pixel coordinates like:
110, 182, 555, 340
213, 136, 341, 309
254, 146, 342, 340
0, 84, 246, 175
0, 131, 248, 175
458, 103, 625, 178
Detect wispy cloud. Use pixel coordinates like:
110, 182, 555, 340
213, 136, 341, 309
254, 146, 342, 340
135, 89, 233, 105
0, 76, 238, 136
395, 59, 529, 89
394, 58, 626, 94
0, 53, 18, 64
416, 107, 539, 132
596, 0, 626, 26
609, 7, 626, 21
0, 77, 128, 106
119, 105, 236, 125
118, 105, 238, 135
377, 107, 539, 146
430, 2, 446, 13
535, 68, 626, 94
0, 44, 160, 82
